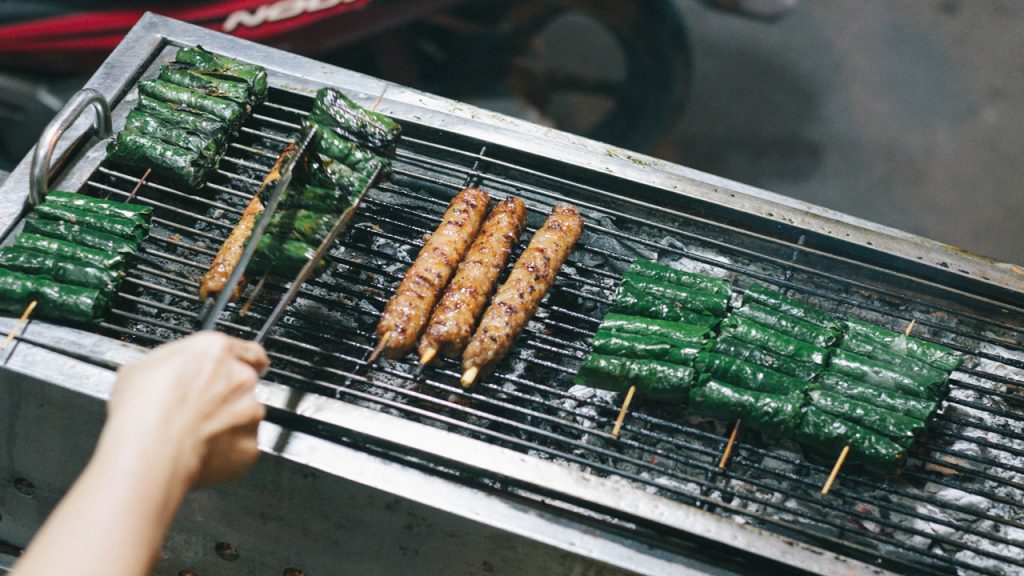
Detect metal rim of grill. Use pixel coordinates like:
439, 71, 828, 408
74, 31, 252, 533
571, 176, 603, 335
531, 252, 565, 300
1, 14, 1023, 576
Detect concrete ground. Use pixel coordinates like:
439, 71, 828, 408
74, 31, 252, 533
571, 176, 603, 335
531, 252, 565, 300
661, 0, 1023, 265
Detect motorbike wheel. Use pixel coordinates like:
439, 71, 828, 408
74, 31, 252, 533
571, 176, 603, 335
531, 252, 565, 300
360, 0, 692, 153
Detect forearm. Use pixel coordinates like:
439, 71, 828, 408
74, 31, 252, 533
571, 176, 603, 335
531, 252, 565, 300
12, 418, 192, 576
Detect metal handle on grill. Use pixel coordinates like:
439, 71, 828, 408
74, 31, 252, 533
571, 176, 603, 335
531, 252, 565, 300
29, 88, 113, 207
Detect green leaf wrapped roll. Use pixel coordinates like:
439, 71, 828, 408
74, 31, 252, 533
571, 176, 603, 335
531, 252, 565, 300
845, 318, 962, 372
124, 110, 220, 161
44, 191, 152, 227
734, 302, 839, 347
313, 125, 391, 176
688, 378, 803, 440
308, 87, 402, 156
158, 64, 253, 109
136, 95, 227, 144
818, 373, 938, 422
250, 236, 326, 278
21, 219, 138, 255
280, 184, 351, 213
797, 407, 906, 472
708, 337, 822, 380
719, 316, 829, 366
137, 79, 243, 129
591, 331, 702, 365
262, 208, 335, 246
0, 248, 120, 293
32, 205, 146, 244
693, 352, 811, 395
830, 350, 948, 401
106, 130, 210, 190
574, 353, 696, 403
14, 234, 123, 269
625, 260, 732, 296
839, 331, 950, 384
304, 152, 374, 196
598, 312, 714, 342
743, 283, 845, 332
175, 46, 268, 103
0, 270, 109, 324
611, 276, 728, 323
808, 390, 925, 449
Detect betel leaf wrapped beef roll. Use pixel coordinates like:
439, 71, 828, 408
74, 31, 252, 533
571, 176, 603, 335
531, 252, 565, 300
135, 95, 228, 145
137, 79, 244, 130
818, 373, 939, 422
175, 46, 269, 104
307, 87, 402, 156
625, 259, 733, 296
829, 349, 948, 401
688, 378, 803, 440
719, 315, 829, 366
839, 330, 952, 384
14, 234, 123, 269
0, 270, 109, 324
742, 283, 845, 332
708, 337, 823, 380
598, 313, 715, 342
21, 219, 138, 255
611, 280, 720, 325
733, 302, 839, 347
845, 318, 962, 372
574, 354, 696, 403
106, 131, 210, 190
0, 248, 121, 294
158, 64, 254, 111
44, 191, 152, 228
693, 352, 811, 395
617, 275, 729, 317
808, 390, 926, 449
797, 407, 906, 472
123, 110, 220, 161
32, 205, 146, 244
591, 331, 702, 366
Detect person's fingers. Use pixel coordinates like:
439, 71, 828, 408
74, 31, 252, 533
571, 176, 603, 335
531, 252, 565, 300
201, 392, 265, 439
228, 338, 271, 375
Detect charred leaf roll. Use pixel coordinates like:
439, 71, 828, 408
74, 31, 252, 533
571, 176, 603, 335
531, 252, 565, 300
742, 283, 845, 332
44, 191, 152, 227
14, 234, 123, 270
708, 337, 822, 380
22, 219, 138, 255
0, 270, 109, 324
574, 354, 696, 403
818, 373, 938, 422
733, 302, 839, 348
591, 331, 702, 366
0, 248, 121, 294
844, 318, 963, 373
797, 407, 906, 472
688, 378, 803, 440
625, 260, 733, 297
829, 349, 948, 401
694, 352, 811, 395
617, 275, 729, 318
839, 331, 950, 384
174, 46, 269, 104
598, 313, 714, 342
807, 390, 925, 449
107, 46, 267, 191
719, 316, 828, 366
33, 205, 146, 244
307, 87, 402, 156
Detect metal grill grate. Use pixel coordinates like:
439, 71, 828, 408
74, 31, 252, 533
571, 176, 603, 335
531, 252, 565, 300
56, 87, 1024, 575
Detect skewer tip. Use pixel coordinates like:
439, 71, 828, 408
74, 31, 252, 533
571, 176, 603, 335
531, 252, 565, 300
461, 366, 479, 388
419, 347, 437, 366
2, 300, 37, 351
611, 384, 637, 438
821, 444, 851, 496
718, 418, 742, 470
904, 319, 917, 337
367, 333, 391, 365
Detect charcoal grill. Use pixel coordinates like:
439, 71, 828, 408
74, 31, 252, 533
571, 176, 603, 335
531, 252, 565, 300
2, 13, 1023, 576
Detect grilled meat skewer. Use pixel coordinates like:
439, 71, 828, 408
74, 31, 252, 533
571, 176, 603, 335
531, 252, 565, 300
375, 187, 491, 360
418, 196, 527, 364
198, 145, 290, 301
461, 204, 583, 387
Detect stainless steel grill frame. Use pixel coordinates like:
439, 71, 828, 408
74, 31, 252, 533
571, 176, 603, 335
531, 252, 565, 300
1, 13, 1022, 576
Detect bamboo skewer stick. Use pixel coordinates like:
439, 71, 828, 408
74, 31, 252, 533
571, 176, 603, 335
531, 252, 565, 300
367, 332, 391, 365
128, 167, 152, 202
239, 272, 269, 317
419, 346, 437, 366
719, 418, 742, 469
611, 384, 637, 438
460, 366, 479, 388
822, 318, 918, 495
2, 300, 37, 351
820, 444, 849, 496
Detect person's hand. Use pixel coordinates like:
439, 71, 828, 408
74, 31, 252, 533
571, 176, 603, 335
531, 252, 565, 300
104, 331, 270, 490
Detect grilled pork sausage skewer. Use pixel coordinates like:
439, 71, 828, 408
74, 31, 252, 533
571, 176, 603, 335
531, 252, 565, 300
198, 144, 292, 302
418, 196, 527, 365
373, 187, 490, 361
461, 204, 584, 387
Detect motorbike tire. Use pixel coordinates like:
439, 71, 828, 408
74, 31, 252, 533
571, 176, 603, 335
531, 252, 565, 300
357, 0, 692, 153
